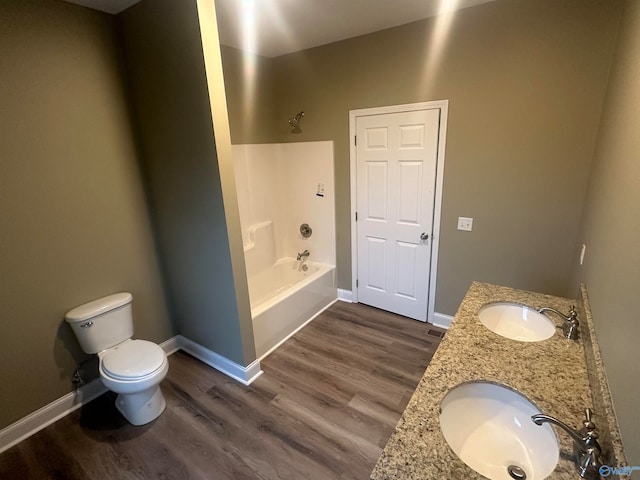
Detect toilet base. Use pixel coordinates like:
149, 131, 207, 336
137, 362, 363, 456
115, 385, 166, 426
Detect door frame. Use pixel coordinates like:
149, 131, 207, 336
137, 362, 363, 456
349, 100, 448, 324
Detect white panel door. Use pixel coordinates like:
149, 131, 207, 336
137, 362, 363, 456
356, 109, 440, 321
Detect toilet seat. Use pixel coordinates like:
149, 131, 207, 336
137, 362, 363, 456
101, 340, 165, 380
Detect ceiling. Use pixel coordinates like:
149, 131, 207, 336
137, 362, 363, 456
64, 0, 141, 15
215, 0, 496, 57
64, 0, 496, 57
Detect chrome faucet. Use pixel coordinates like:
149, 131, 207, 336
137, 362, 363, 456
538, 305, 579, 339
296, 249, 310, 261
531, 409, 602, 480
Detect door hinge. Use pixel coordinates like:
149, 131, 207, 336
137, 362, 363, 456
355, 212, 358, 221
354, 135, 357, 146
356, 279, 359, 288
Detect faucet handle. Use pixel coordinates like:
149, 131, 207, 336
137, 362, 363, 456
563, 309, 580, 339
583, 408, 594, 428
581, 409, 601, 453
578, 448, 602, 479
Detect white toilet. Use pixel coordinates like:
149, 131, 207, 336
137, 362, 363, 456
65, 292, 169, 426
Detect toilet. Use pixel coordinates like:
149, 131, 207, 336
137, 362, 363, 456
65, 292, 169, 426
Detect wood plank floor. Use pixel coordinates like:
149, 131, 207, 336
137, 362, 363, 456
0, 302, 444, 480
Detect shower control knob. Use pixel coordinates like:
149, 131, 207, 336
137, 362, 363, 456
420, 232, 429, 241
300, 223, 312, 238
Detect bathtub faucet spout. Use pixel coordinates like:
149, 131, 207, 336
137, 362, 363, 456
297, 250, 310, 261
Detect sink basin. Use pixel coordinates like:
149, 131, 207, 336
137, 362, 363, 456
440, 382, 559, 480
478, 302, 556, 342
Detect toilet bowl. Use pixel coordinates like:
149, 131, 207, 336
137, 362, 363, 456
99, 339, 169, 425
65, 293, 169, 426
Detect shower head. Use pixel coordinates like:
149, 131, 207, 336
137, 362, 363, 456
288, 111, 304, 133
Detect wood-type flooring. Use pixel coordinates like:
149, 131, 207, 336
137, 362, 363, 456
0, 301, 444, 480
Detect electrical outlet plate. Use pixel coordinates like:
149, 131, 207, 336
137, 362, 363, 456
458, 217, 473, 231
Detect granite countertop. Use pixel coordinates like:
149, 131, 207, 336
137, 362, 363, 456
371, 281, 596, 480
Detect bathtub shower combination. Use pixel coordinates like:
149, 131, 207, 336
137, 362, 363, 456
233, 141, 337, 359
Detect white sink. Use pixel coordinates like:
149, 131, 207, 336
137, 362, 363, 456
478, 302, 556, 342
440, 382, 559, 480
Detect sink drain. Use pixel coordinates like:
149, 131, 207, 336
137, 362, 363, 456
507, 465, 527, 480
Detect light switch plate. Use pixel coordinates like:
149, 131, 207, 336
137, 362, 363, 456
458, 217, 473, 231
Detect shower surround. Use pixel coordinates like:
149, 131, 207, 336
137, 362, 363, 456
233, 141, 337, 358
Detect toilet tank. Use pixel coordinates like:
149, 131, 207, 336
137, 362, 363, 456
65, 292, 134, 354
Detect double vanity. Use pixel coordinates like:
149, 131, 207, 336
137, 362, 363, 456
371, 282, 626, 480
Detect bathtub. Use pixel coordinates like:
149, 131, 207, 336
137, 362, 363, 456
248, 258, 337, 359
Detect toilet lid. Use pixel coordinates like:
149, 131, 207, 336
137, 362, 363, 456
102, 340, 165, 380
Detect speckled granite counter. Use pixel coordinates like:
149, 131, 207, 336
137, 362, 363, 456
371, 281, 626, 480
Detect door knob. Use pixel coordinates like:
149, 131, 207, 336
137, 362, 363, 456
420, 232, 429, 240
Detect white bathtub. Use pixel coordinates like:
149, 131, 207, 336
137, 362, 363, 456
248, 258, 337, 359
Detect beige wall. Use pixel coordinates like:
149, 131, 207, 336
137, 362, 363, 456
221, 0, 622, 315
572, 0, 640, 463
119, 0, 256, 365
221, 45, 278, 145
0, 0, 174, 429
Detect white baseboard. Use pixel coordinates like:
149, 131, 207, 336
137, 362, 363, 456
160, 335, 181, 355
338, 288, 453, 328
336, 291, 450, 328
337, 289, 353, 302
0, 335, 262, 454
0, 376, 108, 455
177, 335, 263, 386
432, 312, 453, 329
